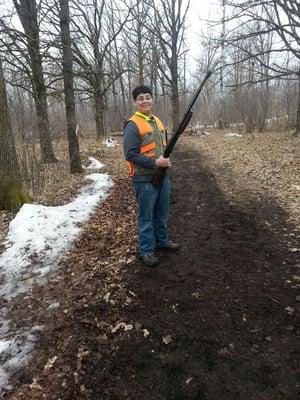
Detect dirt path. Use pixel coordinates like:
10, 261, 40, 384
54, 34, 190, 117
4, 135, 300, 400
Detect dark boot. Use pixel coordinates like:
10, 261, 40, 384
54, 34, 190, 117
157, 240, 179, 252
139, 252, 159, 267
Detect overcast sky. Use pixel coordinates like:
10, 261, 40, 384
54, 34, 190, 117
189, 0, 222, 35
186, 0, 221, 73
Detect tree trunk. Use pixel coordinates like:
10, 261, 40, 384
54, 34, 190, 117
59, 0, 82, 173
294, 72, 300, 136
94, 88, 105, 137
120, 75, 127, 118
13, 0, 56, 163
0, 60, 31, 211
137, 29, 144, 85
112, 35, 127, 118
218, 0, 226, 130
35, 92, 57, 162
111, 80, 118, 131
171, 71, 179, 129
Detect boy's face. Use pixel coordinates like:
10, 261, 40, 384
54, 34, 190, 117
135, 93, 153, 115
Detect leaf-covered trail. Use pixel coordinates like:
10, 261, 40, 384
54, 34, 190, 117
4, 133, 300, 400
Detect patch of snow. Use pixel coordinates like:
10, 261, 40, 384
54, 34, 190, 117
225, 133, 243, 138
0, 367, 9, 389
0, 328, 38, 386
84, 157, 104, 170
103, 137, 117, 147
0, 340, 11, 353
200, 131, 210, 136
0, 160, 113, 390
0, 173, 112, 300
0, 312, 9, 337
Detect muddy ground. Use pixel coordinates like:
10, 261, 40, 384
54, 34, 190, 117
1, 133, 300, 399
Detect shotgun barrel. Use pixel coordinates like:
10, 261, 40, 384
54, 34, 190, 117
151, 70, 212, 187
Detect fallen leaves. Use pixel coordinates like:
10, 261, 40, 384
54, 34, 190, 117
285, 306, 295, 315
103, 292, 111, 303
111, 322, 134, 333
44, 356, 58, 370
191, 291, 202, 299
162, 335, 172, 345
29, 378, 43, 391
110, 321, 151, 338
143, 329, 150, 337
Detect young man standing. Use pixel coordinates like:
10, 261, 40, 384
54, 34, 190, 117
123, 85, 179, 267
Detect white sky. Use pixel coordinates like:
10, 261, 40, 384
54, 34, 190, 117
0, 146, 116, 389
188, 0, 219, 22
187, 0, 220, 35
185, 0, 220, 75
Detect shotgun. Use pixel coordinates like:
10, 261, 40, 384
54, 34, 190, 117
151, 70, 212, 188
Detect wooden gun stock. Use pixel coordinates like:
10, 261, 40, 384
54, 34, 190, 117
151, 166, 169, 188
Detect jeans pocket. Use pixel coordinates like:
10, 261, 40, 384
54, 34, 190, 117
134, 182, 152, 194
140, 183, 152, 192
134, 182, 156, 207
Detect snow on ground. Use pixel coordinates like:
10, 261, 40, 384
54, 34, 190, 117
103, 137, 118, 147
0, 160, 113, 390
85, 156, 105, 170
225, 133, 243, 138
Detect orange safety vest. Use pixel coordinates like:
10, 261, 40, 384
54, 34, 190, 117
127, 112, 166, 177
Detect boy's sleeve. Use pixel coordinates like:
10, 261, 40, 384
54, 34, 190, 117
123, 121, 156, 169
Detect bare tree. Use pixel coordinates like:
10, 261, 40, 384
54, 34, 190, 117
225, 30, 274, 132
69, 0, 131, 137
146, 0, 190, 129
218, 0, 226, 129
2, 0, 58, 161
0, 60, 30, 211
58, 0, 82, 173
193, 28, 220, 128
226, 0, 300, 135
122, 0, 153, 86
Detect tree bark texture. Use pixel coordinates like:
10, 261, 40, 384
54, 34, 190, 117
13, 0, 56, 163
0, 61, 31, 211
59, 0, 82, 173
94, 88, 105, 137
171, 74, 179, 129
295, 73, 300, 136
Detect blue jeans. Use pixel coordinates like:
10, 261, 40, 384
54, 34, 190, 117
134, 176, 170, 255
